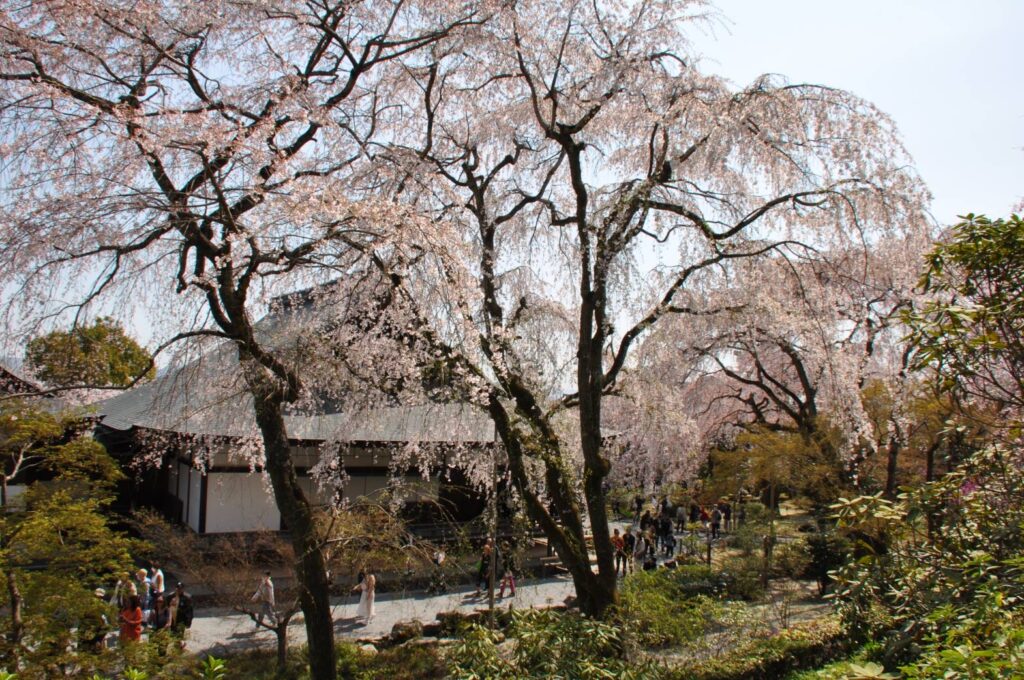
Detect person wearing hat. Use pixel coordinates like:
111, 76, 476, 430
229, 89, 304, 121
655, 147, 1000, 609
110, 572, 135, 610
80, 588, 110, 651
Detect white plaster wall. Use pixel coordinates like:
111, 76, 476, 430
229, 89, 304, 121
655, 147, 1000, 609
204, 472, 281, 533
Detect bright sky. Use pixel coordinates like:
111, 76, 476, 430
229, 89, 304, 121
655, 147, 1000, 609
691, 0, 1024, 227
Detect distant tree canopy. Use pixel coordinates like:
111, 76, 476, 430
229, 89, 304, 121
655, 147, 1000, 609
25, 317, 153, 389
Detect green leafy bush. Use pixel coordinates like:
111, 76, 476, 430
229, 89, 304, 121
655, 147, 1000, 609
832, 445, 1024, 671
717, 555, 766, 601
616, 570, 721, 647
448, 609, 660, 679
730, 505, 771, 555
771, 539, 811, 580
666, 619, 852, 680
804, 530, 849, 596
901, 625, 1024, 679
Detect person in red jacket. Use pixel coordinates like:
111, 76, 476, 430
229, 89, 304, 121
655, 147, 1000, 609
119, 595, 144, 643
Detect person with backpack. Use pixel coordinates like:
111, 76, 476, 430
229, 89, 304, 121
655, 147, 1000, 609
710, 505, 722, 539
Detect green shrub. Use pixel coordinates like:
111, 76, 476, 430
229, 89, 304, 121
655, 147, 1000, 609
668, 565, 726, 597
201, 656, 228, 680
804, 531, 850, 596
730, 505, 771, 555
448, 608, 661, 679
832, 446, 1024, 668
717, 554, 766, 601
617, 570, 721, 648
772, 539, 811, 580
900, 623, 1024, 679
667, 618, 853, 680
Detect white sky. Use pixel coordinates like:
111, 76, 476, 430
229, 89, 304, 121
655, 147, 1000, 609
690, 0, 1024, 227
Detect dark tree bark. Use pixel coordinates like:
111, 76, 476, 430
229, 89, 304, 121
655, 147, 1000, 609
6, 571, 23, 661
884, 435, 901, 500
243, 354, 336, 679
276, 619, 290, 672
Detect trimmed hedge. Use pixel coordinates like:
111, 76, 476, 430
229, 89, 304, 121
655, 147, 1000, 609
666, 618, 855, 680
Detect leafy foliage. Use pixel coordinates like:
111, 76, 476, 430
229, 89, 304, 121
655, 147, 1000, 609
907, 214, 1024, 418
616, 571, 722, 648
803, 531, 850, 596
832, 445, 1024, 675
448, 609, 660, 680
0, 403, 139, 677
25, 317, 154, 388
665, 618, 851, 680
335, 642, 446, 680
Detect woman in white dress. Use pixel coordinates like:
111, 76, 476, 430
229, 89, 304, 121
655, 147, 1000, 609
352, 572, 376, 624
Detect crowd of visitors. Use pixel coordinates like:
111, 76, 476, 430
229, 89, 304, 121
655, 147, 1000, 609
102, 562, 194, 648
616, 493, 746, 575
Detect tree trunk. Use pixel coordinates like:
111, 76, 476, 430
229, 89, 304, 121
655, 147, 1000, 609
276, 622, 288, 672
249, 385, 336, 680
7, 571, 23, 661
883, 436, 900, 500
577, 377, 617, 616
925, 439, 939, 483
569, 566, 616, 617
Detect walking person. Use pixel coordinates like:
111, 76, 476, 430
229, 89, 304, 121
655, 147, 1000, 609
658, 514, 673, 551
675, 503, 687, 533
622, 527, 636, 575
352, 570, 376, 625
611, 528, 626, 577
663, 530, 677, 558
633, 531, 649, 572
149, 594, 172, 632
251, 571, 276, 628
80, 588, 110, 652
639, 510, 653, 535
474, 538, 495, 596
710, 505, 722, 539
170, 582, 194, 647
428, 548, 447, 594
497, 542, 517, 598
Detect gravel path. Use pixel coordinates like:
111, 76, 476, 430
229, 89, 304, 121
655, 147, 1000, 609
185, 575, 576, 657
